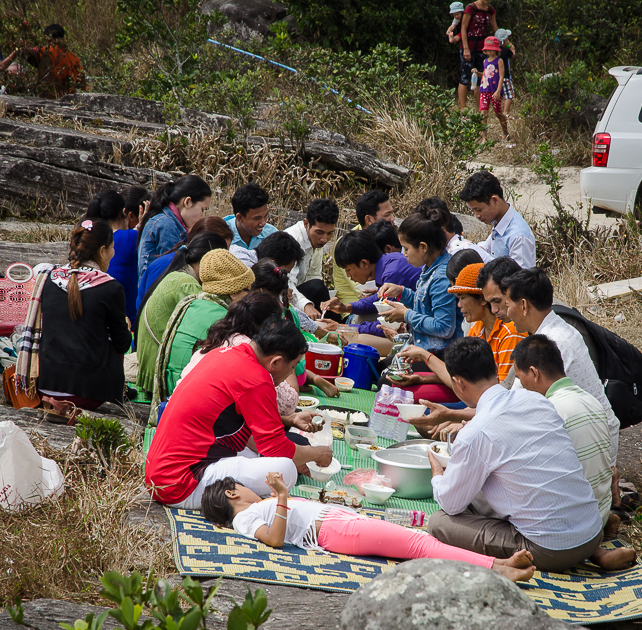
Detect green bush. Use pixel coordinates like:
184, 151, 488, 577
75, 415, 132, 460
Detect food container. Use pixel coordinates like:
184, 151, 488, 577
296, 395, 319, 411
307, 457, 341, 482
361, 483, 395, 505
335, 377, 355, 392
356, 280, 377, 292
344, 425, 377, 450
336, 324, 359, 345
377, 316, 401, 331
373, 300, 394, 314
396, 404, 427, 421
355, 443, 382, 459
383, 362, 413, 382
342, 343, 380, 390
430, 441, 452, 467
306, 342, 343, 379
372, 449, 433, 499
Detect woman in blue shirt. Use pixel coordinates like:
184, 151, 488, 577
137, 175, 212, 279
85, 190, 138, 324
378, 207, 462, 355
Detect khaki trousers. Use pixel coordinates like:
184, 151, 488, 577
428, 508, 603, 572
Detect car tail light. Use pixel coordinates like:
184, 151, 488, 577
592, 133, 611, 167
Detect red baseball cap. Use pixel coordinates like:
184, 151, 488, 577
482, 36, 501, 52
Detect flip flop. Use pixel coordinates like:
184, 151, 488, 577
40, 396, 79, 426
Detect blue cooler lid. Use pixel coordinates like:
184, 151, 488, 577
343, 343, 379, 358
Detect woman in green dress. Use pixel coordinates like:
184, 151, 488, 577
135, 232, 228, 395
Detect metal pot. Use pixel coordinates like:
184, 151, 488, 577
372, 449, 433, 499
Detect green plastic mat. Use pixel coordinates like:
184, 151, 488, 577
291, 435, 439, 514
308, 385, 377, 415
128, 382, 152, 404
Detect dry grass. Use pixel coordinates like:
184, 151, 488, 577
0, 225, 72, 243
0, 435, 173, 605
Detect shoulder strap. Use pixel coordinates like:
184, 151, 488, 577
143, 302, 161, 346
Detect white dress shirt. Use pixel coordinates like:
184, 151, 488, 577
478, 204, 536, 269
447, 234, 493, 263
284, 221, 323, 311
432, 385, 603, 551
513, 310, 619, 466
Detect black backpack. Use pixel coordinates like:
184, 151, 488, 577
553, 304, 642, 429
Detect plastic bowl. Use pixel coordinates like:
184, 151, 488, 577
377, 316, 401, 331
344, 425, 377, 450
396, 403, 427, 421
307, 457, 341, 482
374, 300, 394, 314
297, 396, 319, 412
361, 483, 395, 505
335, 377, 354, 392
355, 443, 383, 459
356, 280, 377, 292
430, 442, 452, 467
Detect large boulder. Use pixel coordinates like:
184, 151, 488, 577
203, 0, 287, 35
340, 559, 571, 630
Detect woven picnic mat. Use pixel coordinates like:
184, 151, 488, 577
309, 385, 377, 415
164, 504, 642, 625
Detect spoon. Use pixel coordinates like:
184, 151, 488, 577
446, 432, 452, 456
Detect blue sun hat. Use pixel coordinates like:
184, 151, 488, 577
450, 2, 465, 13
495, 28, 512, 43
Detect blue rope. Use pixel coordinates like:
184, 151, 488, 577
207, 38, 374, 116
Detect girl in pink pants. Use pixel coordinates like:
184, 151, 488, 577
201, 473, 535, 583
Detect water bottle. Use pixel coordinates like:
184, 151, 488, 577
391, 390, 415, 442
471, 71, 478, 90
370, 385, 391, 436
379, 388, 401, 439
385, 508, 426, 527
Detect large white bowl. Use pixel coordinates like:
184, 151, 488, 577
373, 300, 394, 314
377, 316, 401, 331
307, 457, 341, 482
361, 483, 395, 505
396, 403, 427, 421
430, 442, 452, 467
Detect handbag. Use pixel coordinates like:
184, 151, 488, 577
2, 364, 41, 409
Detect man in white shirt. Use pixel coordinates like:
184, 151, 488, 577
500, 268, 620, 471
285, 199, 339, 320
459, 171, 535, 268
511, 334, 615, 531
428, 337, 635, 572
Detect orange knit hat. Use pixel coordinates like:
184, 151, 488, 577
447, 263, 484, 294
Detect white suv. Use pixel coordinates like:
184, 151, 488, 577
580, 66, 642, 217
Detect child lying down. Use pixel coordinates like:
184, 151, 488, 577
202, 472, 535, 583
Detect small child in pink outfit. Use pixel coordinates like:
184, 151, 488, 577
474, 36, 509, 141
202, 471, 536, 583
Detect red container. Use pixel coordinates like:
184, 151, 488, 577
305, 342, 343, 379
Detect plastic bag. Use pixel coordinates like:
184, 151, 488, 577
343, 468, 392, 493
0, 421, 64, 511
289, 410, 333, 448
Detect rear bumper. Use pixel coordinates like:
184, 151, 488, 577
580, 166, 641, 215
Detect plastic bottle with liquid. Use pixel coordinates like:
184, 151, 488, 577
369, 385, 391, 436
471, 71, 478, 91
380, 387, 407, 440
391, 390, 415, 442
384, 508, 426, 527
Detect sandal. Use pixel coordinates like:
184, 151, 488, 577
40, 396, 79, 426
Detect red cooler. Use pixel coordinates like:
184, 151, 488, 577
306, 342, 343, 379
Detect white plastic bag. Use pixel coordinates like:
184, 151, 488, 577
289, 410, 333, 448
0, 421, 64, 511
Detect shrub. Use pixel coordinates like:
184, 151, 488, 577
75, 415, 133, 460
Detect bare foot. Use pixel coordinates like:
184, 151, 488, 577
590, 546, 637, 571
314, 377, 339, 398
604, 512, 621, 539
491, 560, 536, 582
494, 549, 535, 570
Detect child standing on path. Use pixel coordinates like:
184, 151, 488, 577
495, 28, 516, 116
474, 36, 509, 141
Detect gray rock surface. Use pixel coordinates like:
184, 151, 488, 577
340, 559, 572, 630
0, 600, 117, 630
203, 0, 287, 35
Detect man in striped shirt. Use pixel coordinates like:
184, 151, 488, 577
428, 337, 635, 572
512, 335, 615, 532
